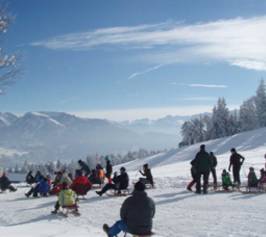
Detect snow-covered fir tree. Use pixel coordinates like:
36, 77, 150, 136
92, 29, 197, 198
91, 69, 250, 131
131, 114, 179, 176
255, 79, 266, 127
239, 97, 258, 131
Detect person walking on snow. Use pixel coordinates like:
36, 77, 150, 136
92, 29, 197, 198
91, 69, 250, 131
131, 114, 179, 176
191, 144, 212, 194
103, 181, 155, 237
228, 148, 245, 187
209, 152, 218, 189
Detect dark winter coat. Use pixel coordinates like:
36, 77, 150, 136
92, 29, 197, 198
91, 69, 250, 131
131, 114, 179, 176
120, 191, 155, 235
26, 172, 35, 185
191, 150, 212, 173
0, 175, 11, 190
248, 171, 258, 187
140, 168, 154, 185
106, 161, 112, 178
210, 154, 218, 168
230, 153, 245, 168
79, 161, 91, 175
114, 172, 129, 190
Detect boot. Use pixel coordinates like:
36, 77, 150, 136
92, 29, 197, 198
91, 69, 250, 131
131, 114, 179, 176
103, 224, 110, 236
96, 191, 102, 196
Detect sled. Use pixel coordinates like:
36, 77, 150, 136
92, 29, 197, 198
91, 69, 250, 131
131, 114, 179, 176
60, 204, 80, 217
106, 189, 131, 197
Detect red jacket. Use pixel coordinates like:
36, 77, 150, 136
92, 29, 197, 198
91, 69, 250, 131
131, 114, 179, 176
72, 176, 91, 187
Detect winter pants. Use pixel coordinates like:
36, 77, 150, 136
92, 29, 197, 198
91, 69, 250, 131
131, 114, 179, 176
210, 168, 217, 186
100, 183, 117, 194
196, 171, 210, 193
232, 166, 241, 185
1, 184, 16, 192
187, 180, 196, 190
26, 186, 38, 197
108, 220, 128, 237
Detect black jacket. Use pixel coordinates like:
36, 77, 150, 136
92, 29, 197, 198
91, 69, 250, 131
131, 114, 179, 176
0, 175, 11, 190
210, 154, 218, 168
230, 153, 245, 167
120, 191, 155, 235
191, 150, 212, 173
114, 172, 129, 190
106, 161, 112, 177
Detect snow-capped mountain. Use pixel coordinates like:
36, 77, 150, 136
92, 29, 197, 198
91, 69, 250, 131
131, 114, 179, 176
0, 112, 184, 166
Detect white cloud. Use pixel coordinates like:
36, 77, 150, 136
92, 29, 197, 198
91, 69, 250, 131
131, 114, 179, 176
188, 84, 227, 88
128, 64, 164, 80
182, 96, 217, 101
31, 16, 266, 71
170, 83, 227, 88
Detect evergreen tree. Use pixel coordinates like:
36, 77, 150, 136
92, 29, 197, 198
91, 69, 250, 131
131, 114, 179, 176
211, 98, 230, 138
255, 79, 266, 127
239, 97, 258, 131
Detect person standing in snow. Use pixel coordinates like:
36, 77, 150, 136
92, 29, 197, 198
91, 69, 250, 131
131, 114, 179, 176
228, 148, 245, 187
191, 144, 212, 194
78, 159, 91, 176
105, 156, 113, 184
209, 152, 218, 189
103, 181, 155, 237
187, 164, 197, 191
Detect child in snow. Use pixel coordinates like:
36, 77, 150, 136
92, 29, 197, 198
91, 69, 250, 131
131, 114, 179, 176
51, 182, 79, 214
222, 169, 232, 191
258, 169, 266, 190
187, 165, 197, 191
247, 167, 258, 188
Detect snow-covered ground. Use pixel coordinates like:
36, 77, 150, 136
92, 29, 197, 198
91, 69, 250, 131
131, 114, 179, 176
1, 128, 266, 237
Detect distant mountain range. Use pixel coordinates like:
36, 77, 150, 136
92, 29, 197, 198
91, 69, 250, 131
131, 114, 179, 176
0, 112, 188, 167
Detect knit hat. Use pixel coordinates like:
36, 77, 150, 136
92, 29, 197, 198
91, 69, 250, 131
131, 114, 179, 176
134, 181, 146, 192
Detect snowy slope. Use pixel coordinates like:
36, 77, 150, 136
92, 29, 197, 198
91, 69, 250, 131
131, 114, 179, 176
120, 127, 266, 180
1, 128, 266, 236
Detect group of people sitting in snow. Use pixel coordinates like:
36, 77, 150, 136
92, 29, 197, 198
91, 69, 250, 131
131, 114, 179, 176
187, 144, 266, 193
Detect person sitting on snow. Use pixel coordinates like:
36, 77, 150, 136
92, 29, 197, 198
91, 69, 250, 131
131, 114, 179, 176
51, 182, 79, 214
258, 169, 266, 190
103, 181, 155, 237
25, 171, 35, 185
247, 167, 258, 188
0, 172, 17, 192
139, 163, 154, 188
222, 169, 232, 191
96, 167, 129, 196
71, 170, 91, 195
25, 173, 50, 197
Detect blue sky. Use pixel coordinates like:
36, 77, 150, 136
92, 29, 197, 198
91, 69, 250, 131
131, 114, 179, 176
2, 0, 266, 120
